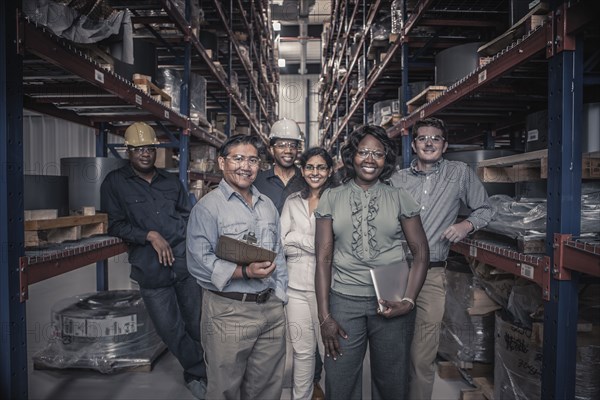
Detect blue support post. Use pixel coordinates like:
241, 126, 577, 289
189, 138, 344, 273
1, 2, 28, 398
401, 1, 411, 169
178, 0, 191, 192
401, 44, 411, 172
95, 124, 109, 291
227, 0, 233, 136
542, 33, 583, 400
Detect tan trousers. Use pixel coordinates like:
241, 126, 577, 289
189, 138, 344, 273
201, 289, 287, 400
409, 267, 447, 400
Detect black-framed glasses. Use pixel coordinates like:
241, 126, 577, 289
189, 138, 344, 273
129, 146, 157, 154
414, 135, 445, 143
304, 164, 329, 172
272, 141, 299, 150
356, 148, 386, 160
225, 155, 261, 166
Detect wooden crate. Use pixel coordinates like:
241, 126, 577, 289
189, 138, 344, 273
406, 85, 447, 113
25, 214, 108, 247
479, 149, 600, 182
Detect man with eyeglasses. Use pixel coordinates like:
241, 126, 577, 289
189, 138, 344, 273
101, 122, 207, 399
390, 117, 494, 400
254, 118, 305, 214
187, 134, 288, 400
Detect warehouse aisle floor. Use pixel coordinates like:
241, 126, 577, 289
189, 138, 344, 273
26, 257, 469, 400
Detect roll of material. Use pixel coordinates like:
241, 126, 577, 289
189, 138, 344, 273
33, 290, 165, 373
60, 157, 127, 212
435, 42, 482, 87
24, 175, 69, 217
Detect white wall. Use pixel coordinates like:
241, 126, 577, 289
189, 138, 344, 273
278, 74, 320, 148
23, 112, 124, 175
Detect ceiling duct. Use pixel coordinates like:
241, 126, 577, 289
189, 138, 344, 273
271, 0, 315, 21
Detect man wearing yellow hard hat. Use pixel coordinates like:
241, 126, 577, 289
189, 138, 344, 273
101, 122, 207, 399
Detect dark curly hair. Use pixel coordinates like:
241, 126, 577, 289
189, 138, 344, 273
296, 147, 336, 199
339, 125, 397, 183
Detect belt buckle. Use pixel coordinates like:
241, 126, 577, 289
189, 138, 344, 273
255, 288, 272, 304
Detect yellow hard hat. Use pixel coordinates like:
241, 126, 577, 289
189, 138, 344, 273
124, 122, 159, 147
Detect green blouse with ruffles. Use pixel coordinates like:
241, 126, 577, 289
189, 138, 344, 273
315, 180, 421, 297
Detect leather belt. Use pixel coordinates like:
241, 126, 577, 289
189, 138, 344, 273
210, 288, 274, 304
429, 261, 447, 269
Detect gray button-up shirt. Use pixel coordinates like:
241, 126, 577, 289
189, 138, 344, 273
186, 179, 288, 302
390, 158, 494, 262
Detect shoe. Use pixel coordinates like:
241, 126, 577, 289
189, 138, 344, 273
312, 382, 325, 400
186, 379, 207, 400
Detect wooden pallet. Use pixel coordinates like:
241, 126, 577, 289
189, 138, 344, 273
477, 149, 600, 182
133, 74, 172, 108
25, 214, 108, 247
34, 343, 167, 373
406, 85, 447, 113
437, 360, 494, 380
460, 377, 494, 400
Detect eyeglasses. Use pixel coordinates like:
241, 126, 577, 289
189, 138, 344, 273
414, 135, 446, 143
272, 141, 299, 150
225, 155, 261, 166
304, 164, 329, 172
129, 146, 157, 154
356, 148, 386, 160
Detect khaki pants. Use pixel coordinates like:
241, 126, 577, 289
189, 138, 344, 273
201, 289, 287, 400
409, 267, 447, 400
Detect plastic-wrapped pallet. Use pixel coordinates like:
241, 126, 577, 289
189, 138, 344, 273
33, 290, 165, 373
190, 73, 207, 125
439, 258, 500, 366
157, 68, 182, 114
494, 311, 600, 400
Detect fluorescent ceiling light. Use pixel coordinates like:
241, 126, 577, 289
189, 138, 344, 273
278, 58, 286, 67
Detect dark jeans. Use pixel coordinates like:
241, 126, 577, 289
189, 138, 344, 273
325, 290, 415, 400
140, 273, 206, 381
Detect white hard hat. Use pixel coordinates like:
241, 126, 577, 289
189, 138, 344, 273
124, 122, 160, 147
269, 118, 303, 141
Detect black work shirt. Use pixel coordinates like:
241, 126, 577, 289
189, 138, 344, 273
100, 164, 191, 288
254, 166, 304, 214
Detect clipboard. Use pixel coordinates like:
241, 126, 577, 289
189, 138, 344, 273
215, 235, 276, 265
370, 261, 410, 313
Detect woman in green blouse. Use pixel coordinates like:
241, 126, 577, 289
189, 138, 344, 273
315, 125, 429, 399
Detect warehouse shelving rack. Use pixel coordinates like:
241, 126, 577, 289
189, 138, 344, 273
318, 1, 599, 399
1, 1, 280, 398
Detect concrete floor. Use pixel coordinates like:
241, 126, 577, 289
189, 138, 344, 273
26, 256, 470, 400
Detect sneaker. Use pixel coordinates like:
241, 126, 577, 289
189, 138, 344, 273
186, 379, 207, 400
312, 382, 325, 400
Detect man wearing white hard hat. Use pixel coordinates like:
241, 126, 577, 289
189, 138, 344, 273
254, 118, 305, 213
254, 118, 325, 400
